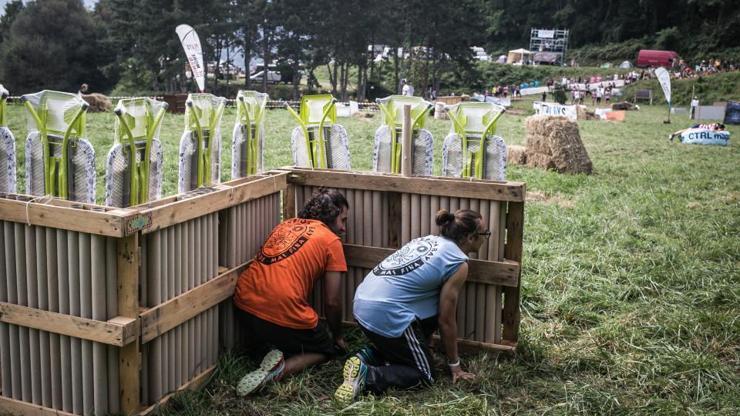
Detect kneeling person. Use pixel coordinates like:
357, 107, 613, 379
234, 188, 349, 396
335, 209, 483, 401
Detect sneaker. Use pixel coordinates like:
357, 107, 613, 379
356, 345, 382, 366
236, 349, 285, 396
334, 356, 367, 403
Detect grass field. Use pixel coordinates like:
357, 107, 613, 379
4, 99, 739, 415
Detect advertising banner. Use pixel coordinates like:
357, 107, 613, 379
176, 24, 205, 92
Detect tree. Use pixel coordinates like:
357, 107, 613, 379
0, 0, 24, 46
0, 0, 111, 93
234, 0, 265, 89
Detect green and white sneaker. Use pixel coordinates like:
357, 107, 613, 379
236, 349, 285, 396
334, 356, 367, 403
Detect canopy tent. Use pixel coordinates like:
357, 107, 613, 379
506, 48, 533, 64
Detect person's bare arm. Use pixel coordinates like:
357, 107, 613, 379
438, 263, 476, 383
323, 271, 345, 349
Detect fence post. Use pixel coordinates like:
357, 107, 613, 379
502, 202, 524, 344
117, 234, 140, 415
400, 104, 413, 177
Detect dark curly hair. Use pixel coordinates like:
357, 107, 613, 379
435, 209, 481, 244
298, 188, 349, 226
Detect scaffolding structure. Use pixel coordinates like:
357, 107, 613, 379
529, 28, 569, 65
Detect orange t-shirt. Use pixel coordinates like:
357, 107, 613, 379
233, 218, 347, 329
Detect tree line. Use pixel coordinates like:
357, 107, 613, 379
0, 0, 736, 98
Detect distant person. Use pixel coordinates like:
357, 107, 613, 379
334, 209, 484, 402
668, 123, 725, 141
690, 96, 699, 119
234, 188, 349, 396
402, 79, 415, 96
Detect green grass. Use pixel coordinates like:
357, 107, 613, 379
623, 72, 740, 106
4, 99, 740, 415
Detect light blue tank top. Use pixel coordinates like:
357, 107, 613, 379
353, 235, 468, 338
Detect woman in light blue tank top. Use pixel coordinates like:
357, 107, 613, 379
335, 209, 490, 402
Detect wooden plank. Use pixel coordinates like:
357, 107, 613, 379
283, 183, 296, 220
401, 104, 413, 176
130, 173, 288, 235
139, 263, 249, 344
0, 395, 77, 416
0, 303, 138, 347
343, 244, 520, 287
117, 234, 140, 415
431, 335, 516, 353
502, 201, 524, 343
131, 174, 274, 211
136, 365, 216, 416
286, 169, 525, 202
0, 196, 127, 237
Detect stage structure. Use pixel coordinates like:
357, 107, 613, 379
529, 28, 569, 65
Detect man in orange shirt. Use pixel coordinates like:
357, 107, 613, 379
234, 188, 349, 396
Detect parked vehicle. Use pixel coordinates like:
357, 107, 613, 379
636, 50, 679, 68
249, 67, 281, 84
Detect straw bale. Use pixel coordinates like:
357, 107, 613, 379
524, 115, 592, 174
506, 145, 527, 165
526, 152, 556, 170
576, 105, 599, 120
82, 93, 113, 113
434, 102, 448, 120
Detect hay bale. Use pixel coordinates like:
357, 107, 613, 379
81, 93, 113, 113
524, 115, 593, 174
506, 145, 527, 165
576, 105, 599, 120
526, 152, 556, 170
434, 102, 449, 120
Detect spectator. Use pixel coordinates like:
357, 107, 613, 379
690, 96, 699, 119
402, 79, 415, 97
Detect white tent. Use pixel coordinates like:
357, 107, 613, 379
619, 60, 633, 69
506, 48, 533, 65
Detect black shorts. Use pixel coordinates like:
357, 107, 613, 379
236, 308, 339, 358
360, 316, 439, 385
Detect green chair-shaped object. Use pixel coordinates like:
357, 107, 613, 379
232, 90, 268, 178
23, 90, 95, 202
178, 93, 226, 192
442, 101, 506, 180
104, 97, 167, 207
286, 94, 351, 169
373, 95, 433, 175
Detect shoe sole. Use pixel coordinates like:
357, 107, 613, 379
334, 356, 363, 402
237, 350, 284, 397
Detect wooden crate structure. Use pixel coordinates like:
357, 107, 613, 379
283, 168, 524, 351
0, 167, 524, 415
0, 172, 287, 415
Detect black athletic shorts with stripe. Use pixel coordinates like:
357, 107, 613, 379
359, 316, 438, 393
236, 308, 340, 358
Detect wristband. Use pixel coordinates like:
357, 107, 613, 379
447, 360, 460, 368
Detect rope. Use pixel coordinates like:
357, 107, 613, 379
24, 194, 55, 226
